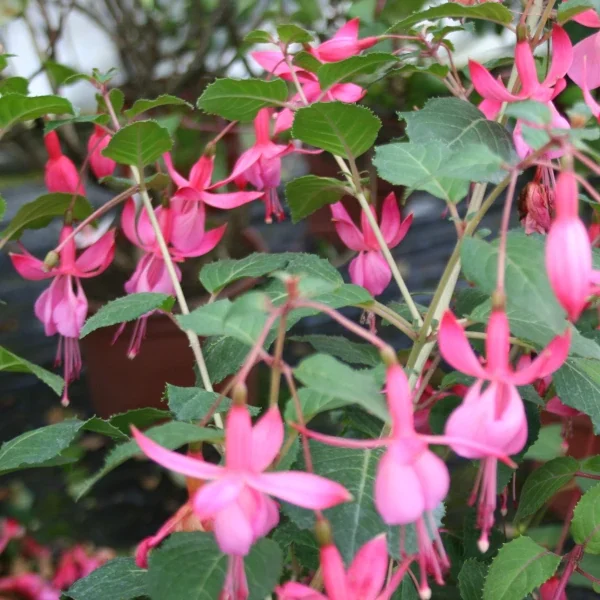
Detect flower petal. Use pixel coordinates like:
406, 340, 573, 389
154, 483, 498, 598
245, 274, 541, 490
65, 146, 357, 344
131, 426, 224, 480
212, 499, 255, 556
188, 155, 214, 190
226, 405, 253, 471
192, 477, 243, 520
162, 152, 190, 189
251, 406, 284, 472
277, 582, 327, 599
515, 41, 540, 97
10, 253, 51, 280
74, 230, 115, 277
569, 31, 600, 91
485, 309, 511, 376
349, 251, 391, 297
330, 202, 367, 251
329, 83, 366, 103
321, 544, 350, 600
210, 148, 262, 189
346, 535, 388, 600
544, 26, 573, 87
438, 311, 487, 378
469, 60, 520, 103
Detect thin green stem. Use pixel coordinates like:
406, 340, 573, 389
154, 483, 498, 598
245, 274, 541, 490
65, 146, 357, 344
370, 301, 417, 340
269, 312, 288, 407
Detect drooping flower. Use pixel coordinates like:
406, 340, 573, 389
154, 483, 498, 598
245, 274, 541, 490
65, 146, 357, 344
132, 405, 351, 600
330, 193, 412, 296
277, 534, 411, 600
546, 170, 594, 321
294, 364, 515, 599
44, 131, 84, 195
469, 26, 572, 119
518, 167, 555, 234
308, 18, 379, 63
10, 225, 115, 405
0, 574, 59, 600
87, 125, 116, 180
116, 197, 226, 357
438, 309, 570, 548
213, 109, 318, 222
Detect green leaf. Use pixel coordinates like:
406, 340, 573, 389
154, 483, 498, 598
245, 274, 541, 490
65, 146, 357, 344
283, 443, 443, 562
166, 384, 221, 421
388, 2, 513, 31
0, 420, 85, 475
97, 88, 125, 116
483, 537, 561, 600
243, 29, 273, 44
0, 94, 74, 129
124, 95, 193, 119
99, 172, 170, 192
148, 533, 282, 600
272, 521, 319, 571
317, 53, 399, 90
459, 559, 488, 600
0, 346, 63, 395
81, 293, 175, 338
293, 51, 323, 73
277, 23, 313, 44
65, 557, 148, 600
572, 483, 600, 553
200, 253, 288, 293
294, 354, 389, 422
286, 175, 348, 222
524, 425, 565, 462
44, 114, 110, 134
44, 60, 80, 87
395, 63, 450, 78
291, 334, 380, 367
203, 336, 252, 385
108, 408, 171, 434
0, 76, 29, 95
72, 422, 222, 499
0, 194, 5, 221
83, 417, 130, 441
292, 102, 381, 159
197, 78, 288, 122
398, 97, 514, 173
514, 457, 579, 524
373, 142, 469, 203
283, 387, 347, 423
0, 192, 92, 243
504, 101, 552, 125
557, 0, 600, 23
102, 120, 173, 167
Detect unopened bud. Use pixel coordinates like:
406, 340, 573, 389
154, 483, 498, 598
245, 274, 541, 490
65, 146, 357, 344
478, 537, 490, 553
380, 346, 398, 367
491, 290, 506, 311
43, 250, 59, 271
419, 586, 432, 600
314, 519, 333, 547
232, 382, 247, 406
500, 507, 508, 517
516, 24, 529, 43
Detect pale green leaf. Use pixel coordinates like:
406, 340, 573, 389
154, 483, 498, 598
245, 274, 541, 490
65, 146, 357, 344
102, 120, 173, 166
124, 95, 193, 119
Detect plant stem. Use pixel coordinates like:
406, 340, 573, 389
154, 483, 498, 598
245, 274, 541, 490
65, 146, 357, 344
496, 171, 519, 294
269, 312, 288, 407
370, 301, 417, 340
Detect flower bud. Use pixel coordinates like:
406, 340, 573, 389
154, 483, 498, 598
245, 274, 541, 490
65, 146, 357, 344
43, 250, 59, 270
380, 345, 398, 366
232, 382, 247, 406
314, 519, 333, 547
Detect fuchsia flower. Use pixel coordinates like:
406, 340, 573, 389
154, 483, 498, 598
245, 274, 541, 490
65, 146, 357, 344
214, 109, 317, 222
52, 545, 113, 590
518, 168, 555, 234
438, 309, 570, 549
87, 125, 116, 180
469, 26, 572, 119
309, 18, 378, 62
568, 31, 600, 91
277, 534, 410, 600
44, 131, 84, 195
539, 576, 568, 600
10, 225, 115, 405
0, 518, 24, 554
330, 193, 412, 297
546, 170, 594, 321
295, 364, 515, 599
164, 152, 262, 209
116, 197, 226, 357
0, 574, 59, 600
132, 405, 350, 600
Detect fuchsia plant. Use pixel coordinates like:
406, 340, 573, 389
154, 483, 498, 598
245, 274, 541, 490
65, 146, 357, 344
6, 3, 600, 600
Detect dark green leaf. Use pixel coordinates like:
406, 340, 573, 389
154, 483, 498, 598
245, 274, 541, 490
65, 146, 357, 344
317, 53, 399, 90
459, 559, 488, 600
291, 334, 380, 367
72, 422, 222, 499
272, 521, 319, 570
124, 95, 193, 119
108, 408, 171, 434
284, 387, 347, 422
572, 483, 600, 553
81, 293, 175, 338
0, 420, 85, 475
0, 192, 92, 243
286, 175, 348, 222
102, 120, 173, 166
148, 533, 282, 600
203, 336, 251, 385
514, 457, 579, 524
197, 78, 288, 122
166, 384, 223, 421
277, 23, 313, 44
0, 94, 74, 129
292, 102, 381, 159
83, 417, 130, 441
483, 537, 561, 600
0, 345, 63, 395
65, 557, 148, 600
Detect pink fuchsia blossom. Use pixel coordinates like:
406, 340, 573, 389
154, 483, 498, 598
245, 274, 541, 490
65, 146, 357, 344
469, 26, 572, 119
116, 197, 226, 357
330, 194, 412, 297
52, 545, 114, 590
569, 31, 600, 92
539, 576, 568, 600
213, 109, 318, 222
87, 125, 116, 180
277, 534, 410, 600
10, 225, 115, 405
164, 152, 262, 210
0, 518, 24, 554
294, 364, 516, 599
308, 18, 379, 63
44, 131, 84, 195
0, 574, 59, 600
132, 405, 350, 599
518, 167, 555, 234
546, 170, 594, 321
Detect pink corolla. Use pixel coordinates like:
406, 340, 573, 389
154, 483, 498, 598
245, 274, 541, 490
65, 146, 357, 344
277, 534, 411, 600
0, 518, 24, 554
308, 18, 379, 63
10, 225, 115, 405
330, 193, 412, 297
214, 109, 317, 222
546, 170, 594, 321
539, 576, 568, 600
469, 26, 572, 119
87, 125, 116, 180
295, 364, 515, 599
132, 404, 350, 600
116, 197, 226, 357
0, 574, 59, 600
44, 131, 84, 195
52, 545, 113, 590
438, 309, 570, 548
